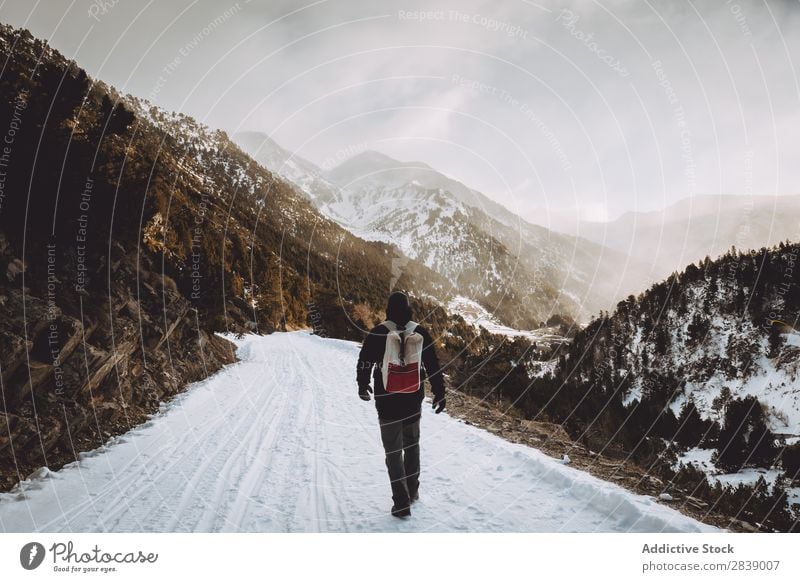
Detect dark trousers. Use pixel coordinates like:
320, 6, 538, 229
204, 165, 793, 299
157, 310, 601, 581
379, 417, 420, 507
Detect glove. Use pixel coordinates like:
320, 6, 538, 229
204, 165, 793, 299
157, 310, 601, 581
358, 385, 373, 401
432, 394, 445, 414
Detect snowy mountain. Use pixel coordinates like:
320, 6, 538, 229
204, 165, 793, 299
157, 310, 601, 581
235, 133, 650, 329
610, 249, 799, 435
0, 332, 716, 533
544, 194, 800, 283
232, 131, 342, 208
534, 242, 800, 439
523, 242, 800, 530
326, 149, 516, 226
327, 149, 654, 327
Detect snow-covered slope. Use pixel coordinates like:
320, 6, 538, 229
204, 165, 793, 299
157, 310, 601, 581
327, 150, 508, 221
0, 332, 714, 533
676, 447, 784, 487
531, 241, 800, 497
326, 182, 528, 308
448, 296, 566, 344
616, 271, 800, 436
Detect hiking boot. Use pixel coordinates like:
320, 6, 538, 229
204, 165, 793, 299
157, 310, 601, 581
391, 504, 411, 518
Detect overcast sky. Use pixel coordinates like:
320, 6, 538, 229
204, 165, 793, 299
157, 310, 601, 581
2, 0, 799, 223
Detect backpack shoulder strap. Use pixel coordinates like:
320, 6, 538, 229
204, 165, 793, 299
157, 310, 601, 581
380, 320, 397, 332
405, 321, 418, 334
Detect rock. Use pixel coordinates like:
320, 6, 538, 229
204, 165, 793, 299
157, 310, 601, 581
14, 360, 53, 407
155, 303, 189, 350
0, 330, 31, 386
685, 495, 709, 509
5, 257, 24, 281
38, 418, 63, 451
78, 340, 138, 395
729, 518, 760, 533
92, 401, 122, 424
0, 413, 36, 452
64, 409, 91, 442
56, 318, 93, 365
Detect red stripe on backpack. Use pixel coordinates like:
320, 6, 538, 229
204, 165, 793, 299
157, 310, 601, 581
386, 362, 420, 393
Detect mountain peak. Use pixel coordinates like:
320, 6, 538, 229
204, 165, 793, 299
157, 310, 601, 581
232, 131, 287, 160
329, 149, 431, 178
344, 149, 400, 166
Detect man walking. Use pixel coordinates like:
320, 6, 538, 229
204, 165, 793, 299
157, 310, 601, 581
357, 291, 446, 518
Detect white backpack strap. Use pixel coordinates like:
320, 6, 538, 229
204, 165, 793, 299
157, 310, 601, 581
406, 322, 422, 365
380, 321, 396, 388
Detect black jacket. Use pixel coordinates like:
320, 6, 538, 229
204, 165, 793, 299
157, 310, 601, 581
356, 322, 445, 422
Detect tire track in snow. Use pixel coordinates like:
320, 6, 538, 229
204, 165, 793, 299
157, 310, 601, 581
102, 360, 280, 532
294, 334, 348, 532
33, 365, 261, 532
201, 346, 302, 532
166, 361, 288, 532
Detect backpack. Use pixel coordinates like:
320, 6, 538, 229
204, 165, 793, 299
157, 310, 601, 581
381, 320, 424, 393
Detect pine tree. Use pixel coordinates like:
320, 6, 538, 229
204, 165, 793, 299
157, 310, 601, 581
715, 397, 752, 472
714, 396, 778, 472
767, 325, 784, 358
675, 398, 713, 449
781, 444, 800, 482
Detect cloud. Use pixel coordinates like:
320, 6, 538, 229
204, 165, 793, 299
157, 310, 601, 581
3, 0, 799, 221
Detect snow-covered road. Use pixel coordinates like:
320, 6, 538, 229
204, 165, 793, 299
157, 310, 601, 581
0, 332, 717, 532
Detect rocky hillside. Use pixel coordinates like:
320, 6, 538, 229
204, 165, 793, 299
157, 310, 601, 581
0, 24, 445, 488
234, 132, 650, 329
